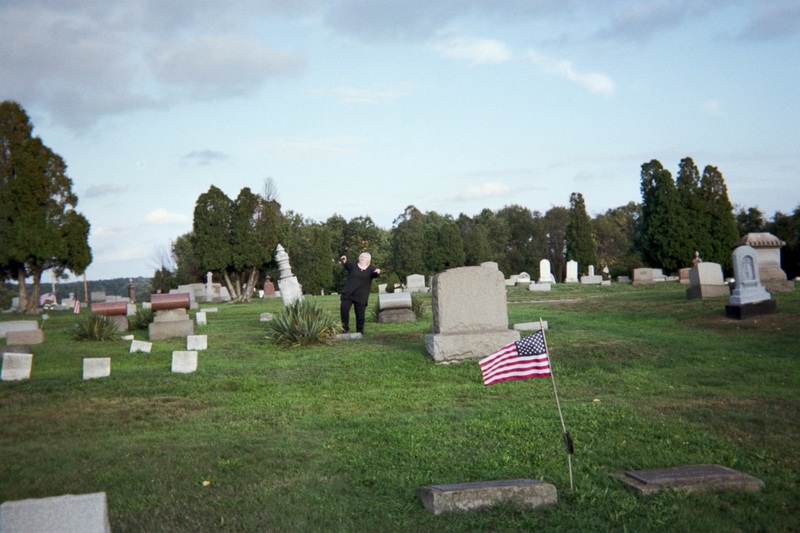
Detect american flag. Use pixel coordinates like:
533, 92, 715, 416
479, 330, 551, 386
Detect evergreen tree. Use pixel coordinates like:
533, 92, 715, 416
735, 206, 766, 235
565, 192, 597, 273
390, 205, 426, 279
496, 204, 539, 275
639, 160, 683, 271
765, 207, 800, 279
544, 206, 569, 282
699, 165, 739, 272
675, 157, 708, 265
592, 202, 642, 276
0, 101, 92, 313
422, 212, 465, 275
192, 185, 233, 280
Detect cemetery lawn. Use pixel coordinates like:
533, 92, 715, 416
1, 283, 798, 532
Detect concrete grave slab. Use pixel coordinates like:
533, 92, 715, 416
512, 321, 548, 331
0, 492, 111, 533
196, 311, 207, 326
260, 312, 274, 322
187, 334, 207, 351
418, 479, 557, 515
2, 352, 33, 381
614, 464, 764, 495
83, 358, 111, 380
0, 321, 39, 339
6, 329, 44, 346
172, 351, 198, 373
336, 332, 362, 340
130, 340, 152, 353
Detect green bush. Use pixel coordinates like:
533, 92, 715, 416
265, 298, 342, 347
385, 273, 401, 293
411, 293, 427, 318
72, 313, 121, 341
127, 307, 154, 330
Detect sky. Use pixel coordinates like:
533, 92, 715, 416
2, 0, 798, 281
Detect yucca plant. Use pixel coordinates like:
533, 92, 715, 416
265, 298, 342, 347
411, 293, 427, 318
127, 307, 155, 331
72, 313, 121, 341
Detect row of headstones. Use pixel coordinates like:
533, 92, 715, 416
1, 334, 209, 381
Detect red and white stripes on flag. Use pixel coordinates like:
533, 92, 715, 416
479, 330, 551, 386
73, 299, 81, 314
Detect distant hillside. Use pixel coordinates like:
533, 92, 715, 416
1, 277, 154, 309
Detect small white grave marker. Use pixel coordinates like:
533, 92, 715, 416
171, 351, 198, 373
0, 492, 111, 533
196, 312, 207, 326
1, 352, 33, 381
187, 334, 207, 351
130, 340, 152, 353
260, 312, 274, 322
83, 358, 111, 380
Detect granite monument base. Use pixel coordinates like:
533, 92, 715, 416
425, 330, 520, 364
725, 299, 777, 320
614, 464, 764, 495
418, 479, 557, 515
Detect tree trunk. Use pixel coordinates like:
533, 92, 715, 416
16, 266, 29, 313
241, 267, 259, 303
221, 271, 239, 302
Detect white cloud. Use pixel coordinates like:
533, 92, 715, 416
526, 50, 614, 96
141, 208, 190, 226
431, 36, 512, 65
181, 149, 228, 165
703, 99, 721, 115
84, 183, 127, 198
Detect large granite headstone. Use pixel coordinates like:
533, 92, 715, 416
425, 266, 519, 363
685, 262, 729, 299
736, 233, 794, 293
405, 274, 429, 293
726, 245, 776, 319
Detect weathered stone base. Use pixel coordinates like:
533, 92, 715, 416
6, 329, 44, 346
418, 479, 557, 515
148, 319, 195, 340
378, 309, 416, 323
107, 315, 129, 332
425, 330, 520, 364
762, 279, 795, 293
686, 285, 730, 299
725, 299, 777, 320
0, 492, 111, 533
614, 464, 764, 495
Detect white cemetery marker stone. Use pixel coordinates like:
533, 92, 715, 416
565, 260, 579, 283
196, 312, 207, 326
171, 351, 198, 373
1, 352, 33, 381
260, 312, 274, 322
187, 334, 208, 351
83, 358, 111, 380
538, 259, 555, 284
130, 340, 152, 353
0, 492, 111, 533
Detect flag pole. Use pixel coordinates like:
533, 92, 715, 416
540, 317, 573, 490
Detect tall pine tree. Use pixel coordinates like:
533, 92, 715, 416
640, 160, 684, 271
700, 165, 739, 272
565, 192, 597, 273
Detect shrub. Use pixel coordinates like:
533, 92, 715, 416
72, 313, 121, 341
265, 298, 342, 347
411, 294, 427, 318
385, 273, 401, 293
128, 307, 155, 331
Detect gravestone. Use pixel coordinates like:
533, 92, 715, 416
129, 340, 152, 353
538, 259, 555, 284
405, 274, 429, 293
83, 358, 111, 380
196, 311, 207, 326
580, 265, 602, 285
480, 261, 499, 270
6, 329, 45, 346
736, 233, 794, 293
275, 244, 303, 306
172, 351, 198, 373
425, 266, 519, 363
91, 301, 129, 332
418, 479, 557, 515
0, 321, 39, 339
263, 276, 277, 297
515, 272, 531, 287
377, 292, 416, 323
614, 464, 764, 495
617, 275, 631, 283
632, 268, 665, 285
686, 262, 729, 299
260, 312, 274, 322
565, 260, 579, 283
187, 334, 207, 351
0, 492, 111, 533
90, 291, 106, 303
726, 245, 776, 319
512, 320, 548, 331
529, 281, 551, 292
148, 293, 195, 340
2, 352, 33, 381
678, 268, 691, 284
505, 274, 519, 287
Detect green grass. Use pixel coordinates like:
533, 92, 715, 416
1, 283, 798, 531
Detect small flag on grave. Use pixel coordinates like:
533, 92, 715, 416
479, 330, 551, 386
73, 299, 81, 314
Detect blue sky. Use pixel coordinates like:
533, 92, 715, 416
2, 0, 798, 280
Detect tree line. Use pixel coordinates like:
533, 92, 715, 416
155, 164, 799, 299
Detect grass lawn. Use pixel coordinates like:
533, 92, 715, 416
1, 282, 798, 531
